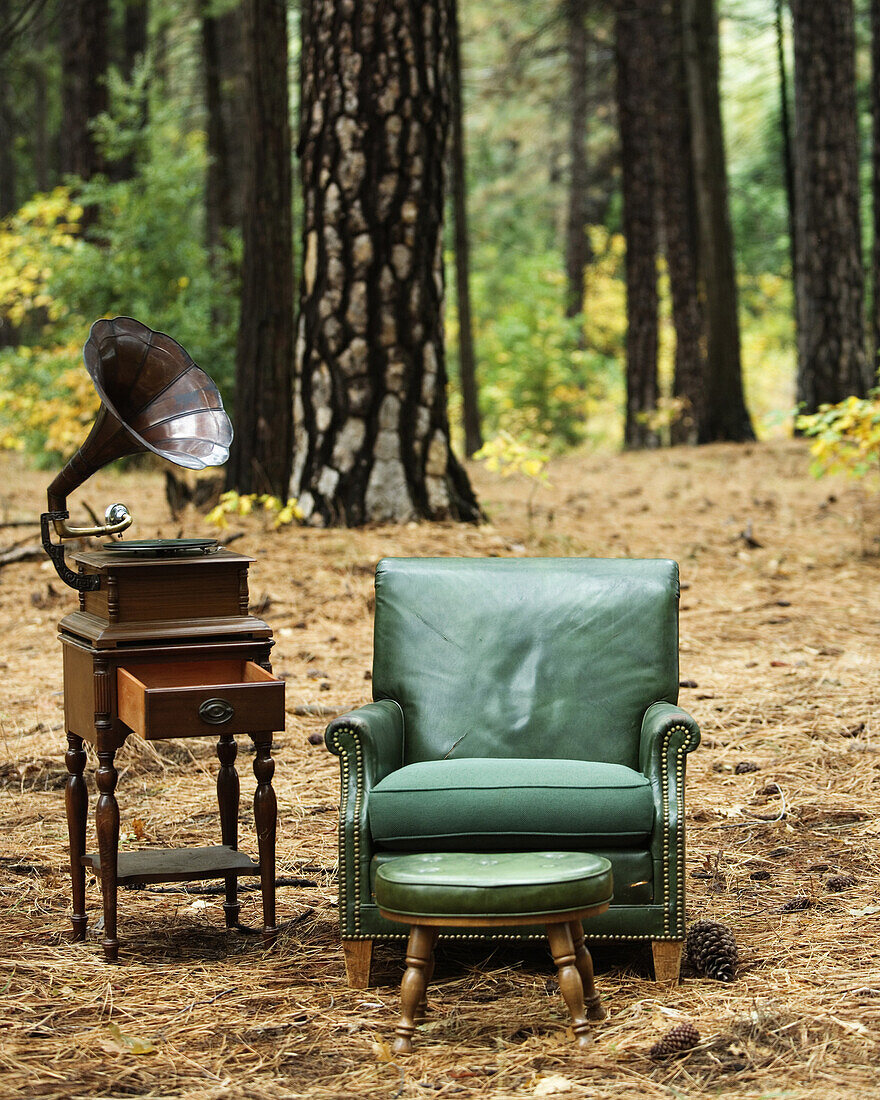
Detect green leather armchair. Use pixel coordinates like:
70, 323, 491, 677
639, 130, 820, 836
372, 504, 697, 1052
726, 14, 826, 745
325, 557, 700, 987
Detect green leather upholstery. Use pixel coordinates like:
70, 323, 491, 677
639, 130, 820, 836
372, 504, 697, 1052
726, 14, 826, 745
368, 758, 654, 849
375, 852, 613, 920
325, 557, 700, 949
373, 557, 680, 767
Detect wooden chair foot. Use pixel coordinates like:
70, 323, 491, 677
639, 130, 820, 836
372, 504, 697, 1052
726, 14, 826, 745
547, 922, 592, 1048
652, 939, 684, 984
343, 938, 374, 988
569, 920, 605, 1020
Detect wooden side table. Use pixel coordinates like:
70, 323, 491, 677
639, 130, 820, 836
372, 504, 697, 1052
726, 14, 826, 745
59, 547, 285, 962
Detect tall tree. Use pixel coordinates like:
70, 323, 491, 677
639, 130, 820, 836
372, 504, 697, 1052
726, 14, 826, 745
790, 0, 868, 411
226, 0, 293, 497
565, 0, 592, 324
449, 0, 481, 456
201, 0, 246, 261
293, 0, 480, 525
682, 0, 754, 441
775, 0, 798, 336
871, 0, 880, 376
654, 0, 705, 444
616, 0, 659, 449
59, 0, 109, 181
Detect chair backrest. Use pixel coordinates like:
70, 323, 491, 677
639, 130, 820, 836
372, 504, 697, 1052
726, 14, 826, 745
372, 557, 680, 768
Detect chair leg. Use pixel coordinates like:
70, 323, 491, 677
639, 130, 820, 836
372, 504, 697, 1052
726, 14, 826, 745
546, 922, 592, 1049
569, 920, 605, 1021
417, 929, 438, 1019
392, 925, 434, 1055
652, 939, 684, 984
343, 938, 374, 988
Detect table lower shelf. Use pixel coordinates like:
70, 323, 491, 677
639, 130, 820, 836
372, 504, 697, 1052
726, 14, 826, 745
82, 844, 261, 886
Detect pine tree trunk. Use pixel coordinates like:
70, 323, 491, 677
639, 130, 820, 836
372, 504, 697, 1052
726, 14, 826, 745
871, 0, 880, 376
790, 0, 868, 410
654, 0, 705, 445
616, 0, 659, 450
59, 0, 109, 181
775, 0, 798, 344
202, 1, 235, 259
449, 0, 481, 457
682, 0, 754, 441
565, 0, 591, 323
0, 76, 15, 217
226, 0, 294, 498
293, 0, 480, 525
112, 0, 148, 181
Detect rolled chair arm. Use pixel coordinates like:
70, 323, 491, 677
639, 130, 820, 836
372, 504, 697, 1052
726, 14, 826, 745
325, 699, 405, 782
639, 702, 700, 779
325, 699, 405, 939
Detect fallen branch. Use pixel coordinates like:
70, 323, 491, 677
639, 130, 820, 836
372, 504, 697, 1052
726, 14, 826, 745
0, 541, 44, 566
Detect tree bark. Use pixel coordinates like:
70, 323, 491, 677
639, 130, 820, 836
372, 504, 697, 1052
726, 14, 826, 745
202, 0, 246, 258
293, 0, 480, 525
775, 0, 798, 339
565, 0, 592, 324
226, 0, 294, 498
790, 0, 868, 410
0, 73, 15, 216
654, 0, 705, 444
616, 0, 659, 450
871, 0, 880, 377
59, 0, 109, 181
449, 0, 481, 456
682, 0, 754, 441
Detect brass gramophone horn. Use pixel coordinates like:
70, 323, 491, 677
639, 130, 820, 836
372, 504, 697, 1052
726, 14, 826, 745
42, 317, 233, 590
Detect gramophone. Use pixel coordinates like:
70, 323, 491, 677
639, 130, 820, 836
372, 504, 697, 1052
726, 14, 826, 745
46, 317, 284, 963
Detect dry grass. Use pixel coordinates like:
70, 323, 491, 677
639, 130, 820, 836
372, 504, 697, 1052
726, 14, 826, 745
1, 439, 879, 1098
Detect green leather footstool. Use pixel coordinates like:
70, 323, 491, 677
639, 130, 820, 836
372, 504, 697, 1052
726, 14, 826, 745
374, 851, 613, 1053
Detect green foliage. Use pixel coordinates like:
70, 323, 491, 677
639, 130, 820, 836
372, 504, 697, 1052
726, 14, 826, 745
0, 63, 238, 464
473, 430, 549, 482
797, 394, 880, 481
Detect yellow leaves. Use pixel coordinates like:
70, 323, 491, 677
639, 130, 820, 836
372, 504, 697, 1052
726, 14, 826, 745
474, 430, 549, 483
206, 491, 304, 531
797, 393, 880, 483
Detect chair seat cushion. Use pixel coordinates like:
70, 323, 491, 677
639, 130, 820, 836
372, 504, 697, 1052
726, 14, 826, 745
368, 758, 655, 850
374, 850, 613, 920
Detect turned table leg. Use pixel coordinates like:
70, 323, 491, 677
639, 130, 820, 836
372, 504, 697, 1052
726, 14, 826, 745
392, 925, 435, 1055
64, 733, 88, 941
251, 733, 277, 945
216, 733, 240, 928
95, 747, 120, 963
546, 922, 592, 1048
569, 920, 605, 1021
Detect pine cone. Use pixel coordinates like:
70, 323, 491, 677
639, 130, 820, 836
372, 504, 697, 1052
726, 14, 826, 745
826, 874, 856, 892
686, 919, 738, 981
650, 1021, 701, 1059
781, 896, 813, 912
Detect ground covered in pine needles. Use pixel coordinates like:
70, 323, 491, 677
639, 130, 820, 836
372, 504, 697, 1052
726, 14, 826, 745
1, 439, 879, 1099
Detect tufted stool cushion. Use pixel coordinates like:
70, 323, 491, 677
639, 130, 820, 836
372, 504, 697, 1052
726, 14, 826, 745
374, 851, 613, 920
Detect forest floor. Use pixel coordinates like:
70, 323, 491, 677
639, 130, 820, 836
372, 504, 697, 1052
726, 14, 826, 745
1, 439, 879, 1099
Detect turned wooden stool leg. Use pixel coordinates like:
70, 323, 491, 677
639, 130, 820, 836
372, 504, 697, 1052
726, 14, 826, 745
216, 733, 240, 928
251, 733, 277, 945
64, 733, 88, 941
393, 925, 435, 1055
95, 746, 120, 963
417, 928, 438, 1019
546, 922, 591, 1048
569, 920, 605, 1020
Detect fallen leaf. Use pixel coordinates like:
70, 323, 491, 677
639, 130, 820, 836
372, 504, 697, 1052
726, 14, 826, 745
373, 1038, 394, 1063
534, 1075, 574, 1096
105, 1022, 156, 1055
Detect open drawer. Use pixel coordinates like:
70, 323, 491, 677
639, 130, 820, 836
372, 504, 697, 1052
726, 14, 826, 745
117, 659, 285, 739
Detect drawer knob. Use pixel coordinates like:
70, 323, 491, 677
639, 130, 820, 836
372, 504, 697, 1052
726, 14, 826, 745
199, 698, 235, 725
